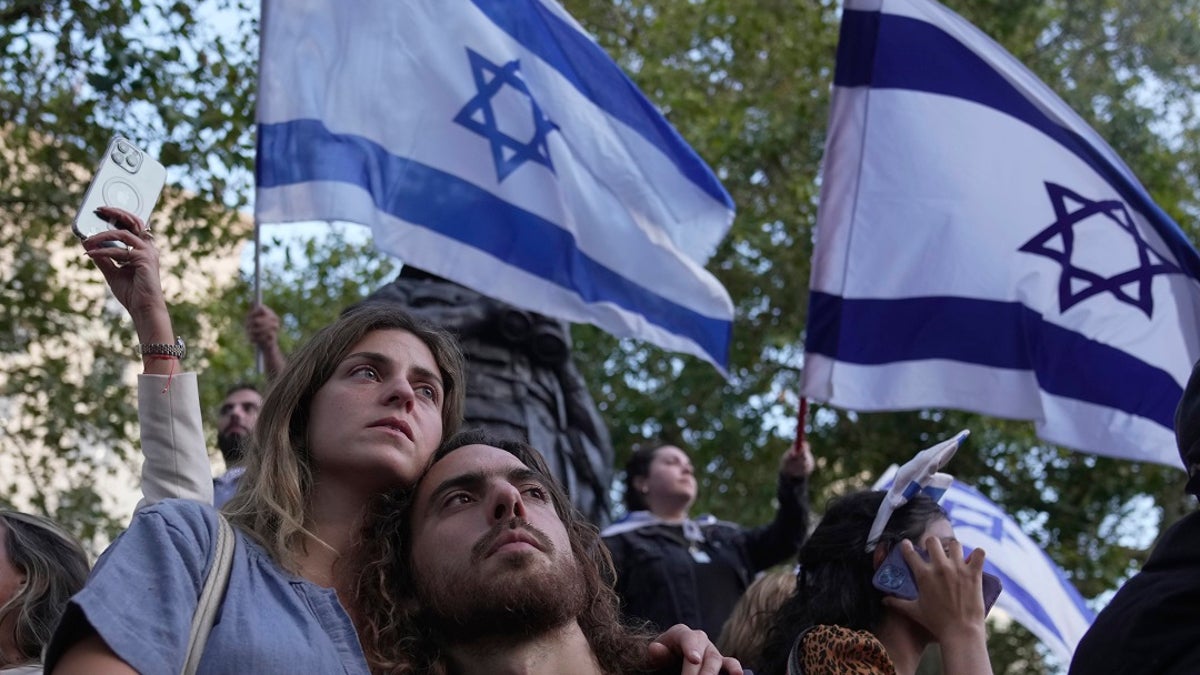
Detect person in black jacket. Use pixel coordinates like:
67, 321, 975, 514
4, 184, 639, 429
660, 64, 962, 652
601, 440, 814, 635
1069, 357, 1200, 675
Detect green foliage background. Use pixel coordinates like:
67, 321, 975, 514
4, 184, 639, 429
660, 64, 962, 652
3, 1, 1200, 671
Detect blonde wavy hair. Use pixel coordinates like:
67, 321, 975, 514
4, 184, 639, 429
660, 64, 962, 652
222, 302, 465, 574
0, 511, 89, 666
717, 568, 797, 670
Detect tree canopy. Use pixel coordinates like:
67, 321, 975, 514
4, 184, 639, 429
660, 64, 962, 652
3, 1, 1199, 671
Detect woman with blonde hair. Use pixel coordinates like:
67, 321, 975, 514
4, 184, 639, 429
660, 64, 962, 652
47, 207, 466, 674
0, 512, 89, 674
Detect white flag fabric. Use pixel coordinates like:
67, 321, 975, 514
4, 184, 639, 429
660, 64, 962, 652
800, 0, 1200, 467
867, 429, 966, 549
874, 466, 1095, 663
256, 0, 735, 368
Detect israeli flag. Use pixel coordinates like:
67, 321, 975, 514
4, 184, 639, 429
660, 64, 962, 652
256, 0, 735, 368
801, 0, 1200, 467
874, 466, 1094, 663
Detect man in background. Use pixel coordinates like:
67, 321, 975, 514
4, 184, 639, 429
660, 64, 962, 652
212, 383, 261, 506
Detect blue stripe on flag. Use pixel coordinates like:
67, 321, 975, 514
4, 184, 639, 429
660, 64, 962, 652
258, 119, 731, 363
952, 483, 1094, 621
805, 291, 1182, 428
468, 0, 733, 210
969, 551, 1066, 645
877, 472, 1095, 657
833, 8, 880, 89
834, 9, 1200, 285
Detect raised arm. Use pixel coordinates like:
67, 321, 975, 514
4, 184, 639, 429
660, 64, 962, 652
740, 440, 815, 570
83, 206, 213, 512
245, 303, 287, 380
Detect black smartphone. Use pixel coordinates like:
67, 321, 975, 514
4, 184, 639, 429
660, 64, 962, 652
872, 544, 1003, 616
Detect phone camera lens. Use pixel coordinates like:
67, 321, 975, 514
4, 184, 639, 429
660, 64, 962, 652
116, 140, 132, 153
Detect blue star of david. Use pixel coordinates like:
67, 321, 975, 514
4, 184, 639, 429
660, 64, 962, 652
1018, 182, 1181, 318
453, 48, 558, 182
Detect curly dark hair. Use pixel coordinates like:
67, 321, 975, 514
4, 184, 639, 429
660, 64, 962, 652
356, 429, 658, 674
757, 491, 947, 675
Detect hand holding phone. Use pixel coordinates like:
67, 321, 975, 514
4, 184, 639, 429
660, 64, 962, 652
872, 542, 1002, 616
73, 136, 166, 244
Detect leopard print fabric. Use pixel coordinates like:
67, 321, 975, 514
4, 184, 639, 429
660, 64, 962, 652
786, 624, 898, 675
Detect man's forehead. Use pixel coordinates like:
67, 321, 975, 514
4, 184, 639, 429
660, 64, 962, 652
417, 443, 541, 502
423, 444, 526, 485
223, 388, 261, 405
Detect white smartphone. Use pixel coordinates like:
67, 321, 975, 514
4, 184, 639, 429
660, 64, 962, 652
72, 135, 167, 242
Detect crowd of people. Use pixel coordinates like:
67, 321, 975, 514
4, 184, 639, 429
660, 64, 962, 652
5, 203, 1195, 674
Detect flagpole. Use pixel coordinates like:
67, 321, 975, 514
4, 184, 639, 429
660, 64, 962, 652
253, 221, 263, 374
253, 0, 270, 376
794, 396, 808, 449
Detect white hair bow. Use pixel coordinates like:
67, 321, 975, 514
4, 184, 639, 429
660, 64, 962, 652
865, 429, 969, 551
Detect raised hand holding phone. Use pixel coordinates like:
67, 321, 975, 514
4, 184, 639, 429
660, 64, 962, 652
81, 207, 176, 377
73, 136, 166, 245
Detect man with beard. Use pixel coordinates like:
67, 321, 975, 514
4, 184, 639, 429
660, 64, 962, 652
212, 383, 262, 506
383, 429, 742, 675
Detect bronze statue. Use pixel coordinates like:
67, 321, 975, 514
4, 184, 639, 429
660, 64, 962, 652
366, 268, 614, 526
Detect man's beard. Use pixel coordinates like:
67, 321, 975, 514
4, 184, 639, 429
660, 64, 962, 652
415, 518, 587, 646
216, 431, 247, 465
